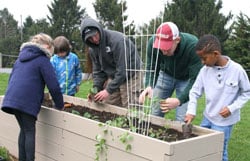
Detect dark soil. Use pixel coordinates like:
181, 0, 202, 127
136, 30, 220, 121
42, 100, 197, 142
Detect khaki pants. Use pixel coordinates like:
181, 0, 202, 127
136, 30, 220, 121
103, 72, 143, 108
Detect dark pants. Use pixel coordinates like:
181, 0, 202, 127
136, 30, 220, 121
13, 110, 36, 161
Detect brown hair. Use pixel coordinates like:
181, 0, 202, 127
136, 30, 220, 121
53, 36, 71, 54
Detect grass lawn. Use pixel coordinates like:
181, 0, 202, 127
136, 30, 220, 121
0, 73, 249, 161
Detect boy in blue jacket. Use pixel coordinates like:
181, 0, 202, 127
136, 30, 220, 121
50, 36, 82, 96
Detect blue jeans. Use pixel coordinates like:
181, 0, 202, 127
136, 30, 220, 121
200, 116, 233, 161
13, 110, 36, 161
151, 71, 188, 122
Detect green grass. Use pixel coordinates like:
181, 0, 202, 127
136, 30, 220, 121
75, 80, 93, 98
0, 146, 10, 160
0, 73, 9, 95
0, 73, 249, 161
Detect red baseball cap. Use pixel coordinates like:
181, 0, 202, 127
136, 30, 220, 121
153, 22, 179, 51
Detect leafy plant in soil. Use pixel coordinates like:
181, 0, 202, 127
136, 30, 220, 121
43, 100, 197, 142
42, 99, 198, 161
88, 87, 98, 101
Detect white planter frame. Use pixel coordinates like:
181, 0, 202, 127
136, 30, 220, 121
0, 95, 224, 161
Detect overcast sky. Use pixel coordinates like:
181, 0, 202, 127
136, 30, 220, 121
0, 0, 250, 26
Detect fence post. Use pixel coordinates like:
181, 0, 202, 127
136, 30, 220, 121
0, 53, 2, 68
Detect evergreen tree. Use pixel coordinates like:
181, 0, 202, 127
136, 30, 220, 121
47, 0, 86, 40
224, 13, 250, 71
93, 0, 135, 35
22, 16, 50, 42
0, 8, 20, 67
0, 8, 18, 39
163, 0, 232, 42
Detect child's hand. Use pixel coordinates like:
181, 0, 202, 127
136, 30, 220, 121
184, 114, 195, 124
64, 103, 72, 108
219, 107, 231, 118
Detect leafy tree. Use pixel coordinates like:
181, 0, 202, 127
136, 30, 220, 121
93, 0, 135, 35
47, 0, 86, 41
0, 8, 20, 67
163, 0, 232, 42
22, 16, 34, 40
224, 13, 250, 71
0, 8, 19, 39
47, 0, 87, 71
22, 16, 50, 42
136, 0, 233, 64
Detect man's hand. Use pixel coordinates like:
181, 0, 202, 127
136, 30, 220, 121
139, 86, 153, 104
160, 100, 170, 113
94, 89, 110, 102
160, 98, 180, 113
219, 107, 231, 118
161, 98, 180, 110
184, 114, 195, 124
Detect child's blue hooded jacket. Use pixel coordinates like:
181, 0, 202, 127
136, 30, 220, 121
50, 52, 82, 96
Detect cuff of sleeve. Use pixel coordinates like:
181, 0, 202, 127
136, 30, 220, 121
106, 88, 113, 94
186, 104, 197, 116
227, 105, 235, 114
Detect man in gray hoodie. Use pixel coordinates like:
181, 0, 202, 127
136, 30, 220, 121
81, 17, 142, 107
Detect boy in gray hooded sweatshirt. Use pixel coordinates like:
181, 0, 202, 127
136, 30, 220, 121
81, 17, 142, 107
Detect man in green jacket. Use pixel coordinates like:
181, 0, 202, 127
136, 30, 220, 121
139, 22, 202, 122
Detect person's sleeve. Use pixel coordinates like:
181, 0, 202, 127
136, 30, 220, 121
75, 56, 82, 86
41, 58, 64, 110
186, 71, 204, 115
177, 49, 203, 104
50, 56, 56, 69
228, 68, 250, 113
105, 39, 128, 94
145, 37, 160, 87
90, 49, 107, 91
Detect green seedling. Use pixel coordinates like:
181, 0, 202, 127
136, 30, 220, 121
71, 109, 80, 115
89, 87, 98, 94
83, 112, 92, 119
95, 134, 108, 161
118, 132, 133, 151
89, 87, 98, 101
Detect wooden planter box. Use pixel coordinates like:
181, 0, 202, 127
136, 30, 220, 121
0, 95, 224, 161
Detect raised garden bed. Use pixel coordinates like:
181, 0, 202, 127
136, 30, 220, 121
0, 95, 224, 161
44, 100, 197, 143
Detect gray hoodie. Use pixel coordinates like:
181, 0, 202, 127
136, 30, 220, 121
81, 18, 141, 94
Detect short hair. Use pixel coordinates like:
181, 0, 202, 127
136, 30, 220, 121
53, 36, 71, 54
195, 34, 221, 53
